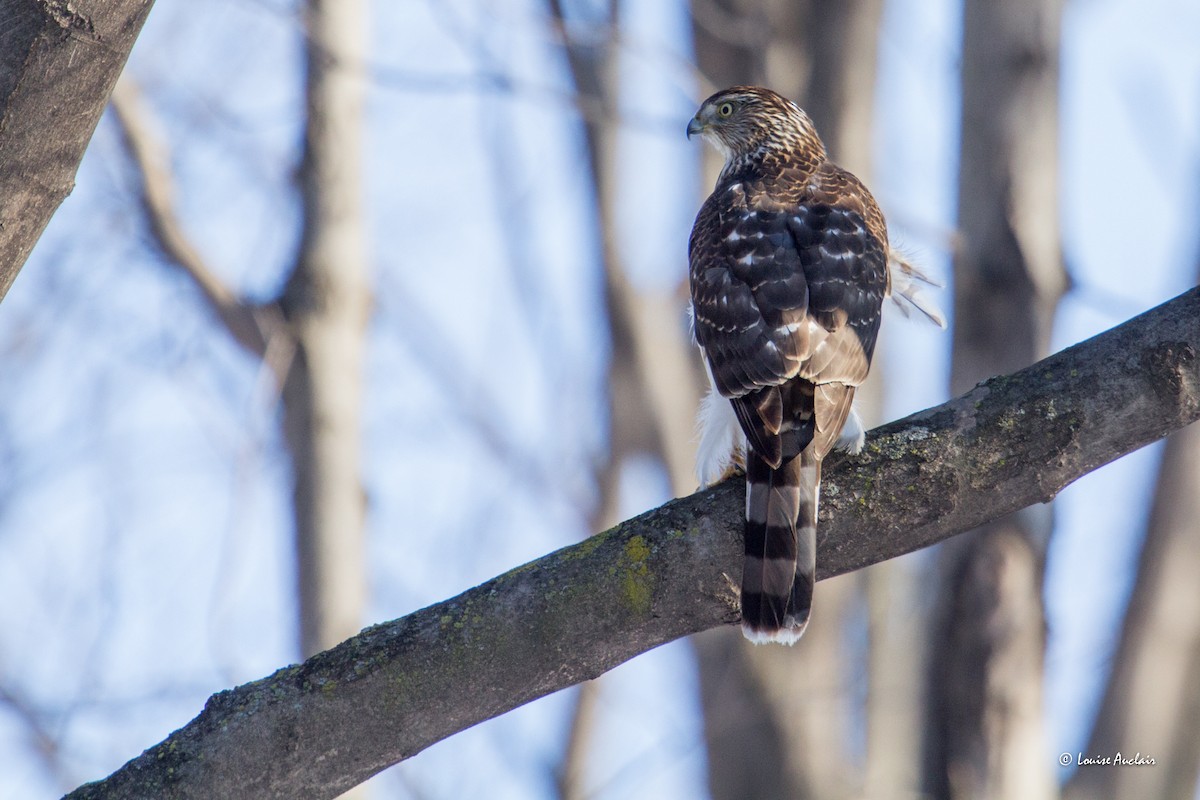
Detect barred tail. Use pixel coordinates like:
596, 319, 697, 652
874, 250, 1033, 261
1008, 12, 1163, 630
741, 453, 819, 646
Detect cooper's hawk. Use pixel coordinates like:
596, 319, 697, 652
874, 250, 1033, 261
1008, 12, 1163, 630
687, 86, 893, 645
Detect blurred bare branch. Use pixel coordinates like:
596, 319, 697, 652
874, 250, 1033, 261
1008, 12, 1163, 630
557, 679, 601, 800
368, 65, 684, 137
0, 682, 69, 792
548, 0, 700, 518
375, 276, 573, 507
110, 79, 286, 364
369, 1, 709, 136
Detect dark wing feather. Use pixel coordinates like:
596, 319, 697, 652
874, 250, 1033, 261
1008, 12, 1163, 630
690, 194, 809, 400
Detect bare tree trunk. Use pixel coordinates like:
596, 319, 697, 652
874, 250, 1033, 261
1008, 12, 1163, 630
793, 6, 931, 799
695, 574, 859, 800
693, 0, 883, 173
1064, 253, 1200, 800
281, 0, 370, 663
926, 515, 1054, 800
690, 0, 770, 89
925, 1, 1066, 798
864, 556, 924, 800
690, 3, 885, 798
694, 628, 803, 800
547, 9, 629, 797
281, 9, 369, 797
950, 3, 1066, 388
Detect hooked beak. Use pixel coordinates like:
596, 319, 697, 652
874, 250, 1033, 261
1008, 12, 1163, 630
686, 116, 705, 140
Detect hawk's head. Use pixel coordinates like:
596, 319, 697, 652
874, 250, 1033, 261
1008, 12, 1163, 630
687, 86, 824, 168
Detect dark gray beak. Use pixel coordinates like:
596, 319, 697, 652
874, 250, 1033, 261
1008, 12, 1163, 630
686, 117, 704, 140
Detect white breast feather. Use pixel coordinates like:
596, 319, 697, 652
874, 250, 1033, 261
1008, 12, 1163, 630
695, 367, 744, 488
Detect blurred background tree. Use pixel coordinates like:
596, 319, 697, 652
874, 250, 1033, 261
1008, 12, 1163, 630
0, 0, 1198, 798
924, 1, 1063, 798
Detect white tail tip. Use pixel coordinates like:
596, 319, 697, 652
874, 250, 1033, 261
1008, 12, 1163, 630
741, 621, 808, 646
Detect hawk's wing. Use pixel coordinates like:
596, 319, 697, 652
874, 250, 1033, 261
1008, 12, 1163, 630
689, 168, 888, 466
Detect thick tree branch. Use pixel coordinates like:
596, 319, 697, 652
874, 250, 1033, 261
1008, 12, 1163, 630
0, 0, 154, 303
67, 289, 1200, 800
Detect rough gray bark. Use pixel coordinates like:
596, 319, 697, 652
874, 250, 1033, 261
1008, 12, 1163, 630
0, 0, 155, 303
927, 0, 1066, 797
66, 288, 1200, 800
281, 0, 370, 660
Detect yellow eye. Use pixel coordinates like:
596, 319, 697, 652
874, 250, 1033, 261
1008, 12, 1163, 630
717, 102, 734, 118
